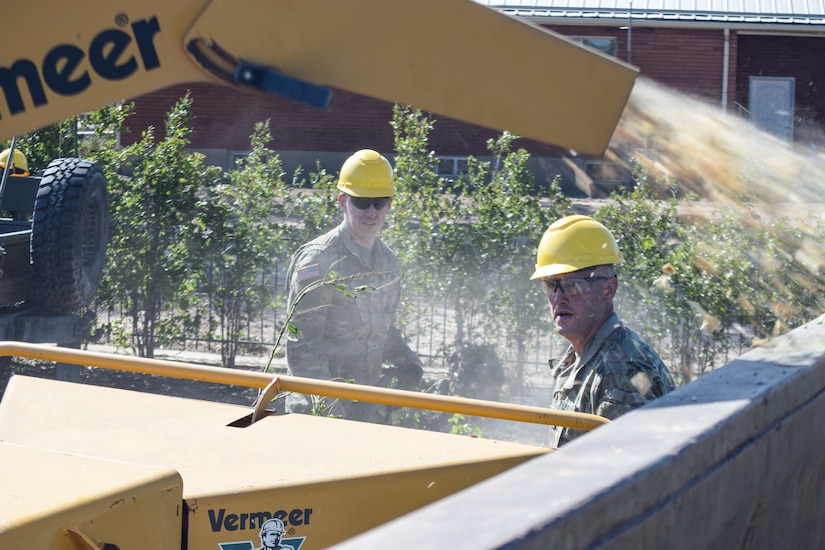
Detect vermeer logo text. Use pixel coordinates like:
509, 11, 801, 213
0, 15, 161, 118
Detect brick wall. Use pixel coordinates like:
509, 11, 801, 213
124, 83, 396, 153
545, 25, 733, 106
123, 82, 563, 158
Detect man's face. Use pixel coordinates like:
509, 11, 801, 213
542, 267, 616, 351
340, 193, 392, 247
262, 529, 282, 549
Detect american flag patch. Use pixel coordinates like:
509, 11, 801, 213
297, 264, 321, 282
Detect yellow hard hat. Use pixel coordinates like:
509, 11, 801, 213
0, 148, 29, 176
530, 215, 623, 279
336, 149, 395, 197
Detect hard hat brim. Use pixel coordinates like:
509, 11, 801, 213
531, 263, 601, 280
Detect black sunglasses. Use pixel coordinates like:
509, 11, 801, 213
349, 196, 391, 210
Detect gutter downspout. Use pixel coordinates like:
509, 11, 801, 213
722, 27, 730, 111
627, 0, 633, 64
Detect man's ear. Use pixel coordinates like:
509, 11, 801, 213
337, 193, 348, 210
604, 276, 618, 300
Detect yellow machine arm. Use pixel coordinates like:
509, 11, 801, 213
0, 341, 609, 431
0, 0, 637, 155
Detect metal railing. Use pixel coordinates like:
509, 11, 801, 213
0, 341, 608, 432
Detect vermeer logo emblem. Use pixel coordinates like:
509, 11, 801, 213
213, 509, 311, 550
219, 517, 305, 550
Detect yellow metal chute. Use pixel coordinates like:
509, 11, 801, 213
0, 0, 636, 155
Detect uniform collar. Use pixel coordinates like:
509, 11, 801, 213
577, 311, 623, 366
339, 221, 386, 266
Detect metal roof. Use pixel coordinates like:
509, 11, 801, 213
473, 1, 825, 27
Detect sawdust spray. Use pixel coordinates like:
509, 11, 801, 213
611, 76, 825, 297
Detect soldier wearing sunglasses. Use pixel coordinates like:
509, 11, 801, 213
531, 215, 676, 447
284, 150, 423, 423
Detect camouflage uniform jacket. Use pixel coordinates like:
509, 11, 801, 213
550, 312, 675, 447
284, 222, 422, 420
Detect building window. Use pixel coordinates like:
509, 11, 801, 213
571, 37, 617, 58
585, 160, 625, 184
75, 111, 121, 148
231, 152, 249, 170
437, 156, 469, 178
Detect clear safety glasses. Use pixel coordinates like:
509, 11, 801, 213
543, 275, 613, 296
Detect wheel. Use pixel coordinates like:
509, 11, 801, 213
30, 158, 110, 313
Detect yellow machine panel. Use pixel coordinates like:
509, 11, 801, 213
0, 442, 183, 549
0, 375, 549, 549
0, 0, 637, 155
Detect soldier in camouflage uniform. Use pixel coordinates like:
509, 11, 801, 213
531, 215, 676, 447
285, 150, 423, 423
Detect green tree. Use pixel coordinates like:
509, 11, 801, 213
596, 169, 825, 380
283, 162, 339, 245
4, 104, 134, 174
475, 133, 573, 395
99, 93, 223, 357
192, 120, 290, 367
385, 105, 455, 356
388, 105, 574, 398
595, 182, 699, 379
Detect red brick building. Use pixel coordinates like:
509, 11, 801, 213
123, 2, 825, 195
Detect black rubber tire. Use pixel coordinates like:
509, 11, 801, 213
30, 158, 110, 313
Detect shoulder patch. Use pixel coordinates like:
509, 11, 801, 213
297, 263, 322, 283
